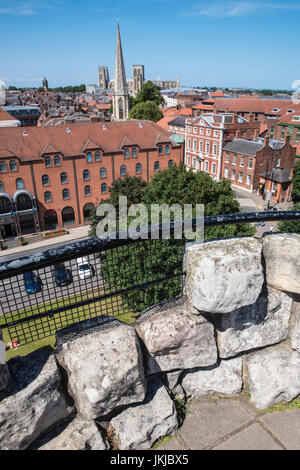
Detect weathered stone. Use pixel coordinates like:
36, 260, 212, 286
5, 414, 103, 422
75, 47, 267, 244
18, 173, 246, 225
263, 233, 300, 294
38, 415, 109, 450
109, 378, 178, 450
291, 300, 300, 353
218, 288, 293, 358
246, 344, 300, 410
135, 300, 218, 375
55, 317, 146, 420
185, 238, 263, 314
0, 330, 10, 400
0, 347, 71, 450
181, 357, 243, 398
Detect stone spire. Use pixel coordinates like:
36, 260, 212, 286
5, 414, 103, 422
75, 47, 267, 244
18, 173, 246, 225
112, 23, 129, 121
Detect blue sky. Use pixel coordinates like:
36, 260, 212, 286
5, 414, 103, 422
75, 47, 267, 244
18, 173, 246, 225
0, 0, 300, 90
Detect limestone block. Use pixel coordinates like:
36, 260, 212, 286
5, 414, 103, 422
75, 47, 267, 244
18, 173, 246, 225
185, 238, 263, 313
38, 415, 109, 450
218, 288, 293, 358
181, 357, 243, 398
109, 378, 178, 450
135, 299, 218, 375
55, 317, 146, 420
0, 347, 71, 450
291, 300, 300, 353
246, 344, 300, 410
263, 233, 300, 294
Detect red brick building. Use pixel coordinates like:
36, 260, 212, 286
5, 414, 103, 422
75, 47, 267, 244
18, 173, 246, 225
0, 120, 183, 238
184, 113, 259, 181
222, 135, 296, 203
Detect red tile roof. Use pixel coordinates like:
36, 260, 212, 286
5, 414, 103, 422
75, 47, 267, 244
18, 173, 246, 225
0, 108, 17, 122
279, 110, 300, 125
214, 97, 300, 116
0, 120, 178, 162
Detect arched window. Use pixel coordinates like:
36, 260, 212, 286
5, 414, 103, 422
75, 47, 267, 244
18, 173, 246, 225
154, 161, 160, 171
120, 165, 126, 176
124, 149, 130, 159
10, 160, 18, 172
165, 145, 170, 155
100, 167, 107, 179
44, 191, 52, 203
0, 162, 8, 173
0, 181, 4, 192
0, 196, 11, 215
84, 185, 91, 196
86, 152, 93, 163
62, 188, 70, 200
101, 183, 107, 194
60, 172, 68, 184
62, 206, 75, 226
158, 145, 163, 156
83, 203, 95, 222
136, 163, 142, 175
168, 159, 174, 168
83, 169, 90, 181
42, 174, 50, 186
45, 156, 52, 168
95, 151, 101, 162
16, 178, 24, 189
54, 155, 61, 166
132, 148, 137, 158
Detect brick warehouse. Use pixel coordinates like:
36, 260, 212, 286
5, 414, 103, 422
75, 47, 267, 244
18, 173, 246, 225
0, 120, 183, 238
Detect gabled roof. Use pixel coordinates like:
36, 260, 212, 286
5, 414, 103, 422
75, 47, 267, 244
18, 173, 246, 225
41, 143, 62, 155
82, 139, 102, 151
120, 135, 138, 148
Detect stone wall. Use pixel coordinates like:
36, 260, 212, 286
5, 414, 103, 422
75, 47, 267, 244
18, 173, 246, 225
0, 232, 299, 450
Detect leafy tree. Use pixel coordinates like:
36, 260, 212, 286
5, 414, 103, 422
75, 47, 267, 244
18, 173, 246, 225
291, 159, 300, 202
89, 164, 255, 313
277, 202, 300, 234
129, 100, 163, 122
133, 81, 164, 107
88, 176, 148, 236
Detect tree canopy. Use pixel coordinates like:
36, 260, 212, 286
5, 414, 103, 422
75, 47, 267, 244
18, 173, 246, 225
291, 159, 300, 202
277, 201, 300, 234
133, 81, 164, 107
88, 164, 255, 313
129, 100, 163, 122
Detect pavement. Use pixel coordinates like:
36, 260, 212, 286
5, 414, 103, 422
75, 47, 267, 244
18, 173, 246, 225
0, 225, 90, 261
158, 396, 300, 450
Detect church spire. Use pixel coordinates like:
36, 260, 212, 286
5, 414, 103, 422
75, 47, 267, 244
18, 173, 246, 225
112, 23, 129, 121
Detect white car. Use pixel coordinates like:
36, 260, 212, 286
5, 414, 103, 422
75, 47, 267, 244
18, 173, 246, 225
76, 257, 94, 280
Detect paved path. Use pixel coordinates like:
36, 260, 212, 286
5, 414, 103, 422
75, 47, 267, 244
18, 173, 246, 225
158, 397, 300, 450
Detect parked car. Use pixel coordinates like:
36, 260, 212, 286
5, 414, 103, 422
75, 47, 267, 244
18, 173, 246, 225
76, 257, 94, 280
53, 263, 73, 287
23, 271, 42, 295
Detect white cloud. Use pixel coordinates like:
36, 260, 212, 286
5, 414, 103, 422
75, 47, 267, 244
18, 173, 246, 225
184, 1, 300, 18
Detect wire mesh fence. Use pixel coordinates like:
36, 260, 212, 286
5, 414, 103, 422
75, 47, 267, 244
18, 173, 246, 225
0, 237, 185, 346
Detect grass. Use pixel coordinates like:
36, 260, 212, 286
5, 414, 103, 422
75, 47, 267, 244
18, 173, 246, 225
2, 288, 139, 361
263, 398, 300, 413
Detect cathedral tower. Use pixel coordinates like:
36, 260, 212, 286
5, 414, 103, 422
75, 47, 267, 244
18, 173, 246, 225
112, 24, 129, 121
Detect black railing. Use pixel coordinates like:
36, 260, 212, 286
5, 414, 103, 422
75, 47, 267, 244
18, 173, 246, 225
0, 210, 299, 349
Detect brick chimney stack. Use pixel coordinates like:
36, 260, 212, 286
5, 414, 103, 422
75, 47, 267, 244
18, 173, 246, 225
264, 135, 270, 147
284, 132, 291, 145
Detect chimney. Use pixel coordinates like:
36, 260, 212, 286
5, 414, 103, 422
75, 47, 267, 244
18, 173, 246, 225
253, 128, 259, 139
284, 132, 291, 145
264, 135, 270, 147
233, 112, 238, 123
248, 113, 254, 123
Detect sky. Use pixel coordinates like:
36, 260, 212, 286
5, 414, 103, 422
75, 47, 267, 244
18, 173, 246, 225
1, 0, 300, 90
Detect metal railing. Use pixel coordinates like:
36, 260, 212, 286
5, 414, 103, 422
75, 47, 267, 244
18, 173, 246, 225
0, 210, 299, 348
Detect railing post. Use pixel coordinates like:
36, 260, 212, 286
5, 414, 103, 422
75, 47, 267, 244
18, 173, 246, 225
0, 328, 10, 399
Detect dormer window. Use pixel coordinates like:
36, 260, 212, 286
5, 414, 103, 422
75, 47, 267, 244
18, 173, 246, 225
272, 108, 280, 112
9, 160, 18, 172
293, 116, 300, 121
158, 145, 163, 156
54, 155, 61, 166
45, 156, 52, 168
132, 148, 137, 158
95, 151, 101, 162
124, 149, 130, 159
0, 162, 8, 173
86, 152, 93, 163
